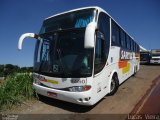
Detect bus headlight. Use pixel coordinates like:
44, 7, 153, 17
69, 85, 91, 92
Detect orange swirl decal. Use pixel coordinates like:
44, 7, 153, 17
118, 60, 128, 68
118, 60, 130, 74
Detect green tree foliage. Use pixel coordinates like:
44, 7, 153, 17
0, 65, 5, 77
20, 67, 33, 73
0, 64, 33, 77
3, 64, 20, 76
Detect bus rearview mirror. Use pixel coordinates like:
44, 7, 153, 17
18, 33, 40, 50
84, 22, 97, 48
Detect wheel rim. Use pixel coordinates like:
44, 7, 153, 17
110, 78, 116, 92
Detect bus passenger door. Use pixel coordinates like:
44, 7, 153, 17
93, 31, 111, 100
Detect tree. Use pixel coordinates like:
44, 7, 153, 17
0, 64, 32, 77
0, 65, 4, 77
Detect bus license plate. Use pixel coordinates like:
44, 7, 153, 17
47, 91, 57, 97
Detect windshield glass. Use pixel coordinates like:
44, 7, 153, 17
33, 9, 95, 77
33, 29, 93, 77
40, 8, 95, 33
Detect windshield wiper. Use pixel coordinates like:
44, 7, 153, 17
39, 48, 49, 72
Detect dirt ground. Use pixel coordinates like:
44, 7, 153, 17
1, 65, 160, 119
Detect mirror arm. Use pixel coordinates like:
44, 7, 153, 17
18, 33, 40, 50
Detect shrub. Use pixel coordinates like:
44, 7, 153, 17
0, 73, 36, 111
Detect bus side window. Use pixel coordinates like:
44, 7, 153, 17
97, 12, 110, 57
94, 12, 110, 74
111, 20, 120, 46
126, 35, 130, 50
94, 31, 106, 74
133, 41, 135, 52
130, 39, 133, 51
120, 30, 126, 48
129, 37, 132, 50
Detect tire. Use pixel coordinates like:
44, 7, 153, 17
133, 66, 137, 76
108, 74, 119, 96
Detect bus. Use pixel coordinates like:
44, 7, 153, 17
18, 6, 140, 106
140, 51, 150, 64
150, 49, 160, 64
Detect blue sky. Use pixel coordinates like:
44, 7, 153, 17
0, 0, 160, 67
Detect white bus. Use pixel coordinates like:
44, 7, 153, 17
150, 49, 160, 64
18, 6, 140, 106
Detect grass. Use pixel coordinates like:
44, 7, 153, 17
0, 73, 36, 111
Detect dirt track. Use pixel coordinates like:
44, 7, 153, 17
1, 65, 160, 119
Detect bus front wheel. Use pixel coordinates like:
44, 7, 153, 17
108, 74, 119, 96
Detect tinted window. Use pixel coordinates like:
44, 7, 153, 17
97, 12, 110, 58
98, 13, 110, 45
134, 42, 136, 52
94, 32, 106, 74
120, 30, 126, 48
34, 29, 94, 78
136, 43, 140, 52
129, 37, 132, 50
111, 20, 120, 46
94, 12, 110, 74
40, 9, 95, 33
132, 41, 134, 51
130, 39, 133, 51
138, 45, 140, 52
135, 43, 137, 52
126, 35, 130, 50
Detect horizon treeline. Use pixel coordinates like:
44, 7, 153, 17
0, 64, 33, 77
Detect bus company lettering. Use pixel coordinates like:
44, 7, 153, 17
120, 49, 133, 60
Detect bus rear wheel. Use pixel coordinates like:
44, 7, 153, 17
133, 66, 137, 76
108, 75, 119, 96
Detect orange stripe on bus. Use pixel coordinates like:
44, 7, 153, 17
118, 60, 128, 68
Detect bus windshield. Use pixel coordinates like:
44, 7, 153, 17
40, 8, 95, 33
33, 8, 95, 77
33, 28, 93, 78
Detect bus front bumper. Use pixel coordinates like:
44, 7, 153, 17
33, 83, 95, 106
150, 60, 160, 64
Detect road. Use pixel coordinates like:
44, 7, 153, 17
1, 65, 160, 119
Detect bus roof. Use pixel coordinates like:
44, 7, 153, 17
151, 49, 160, 53
45, 6, 101, 20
